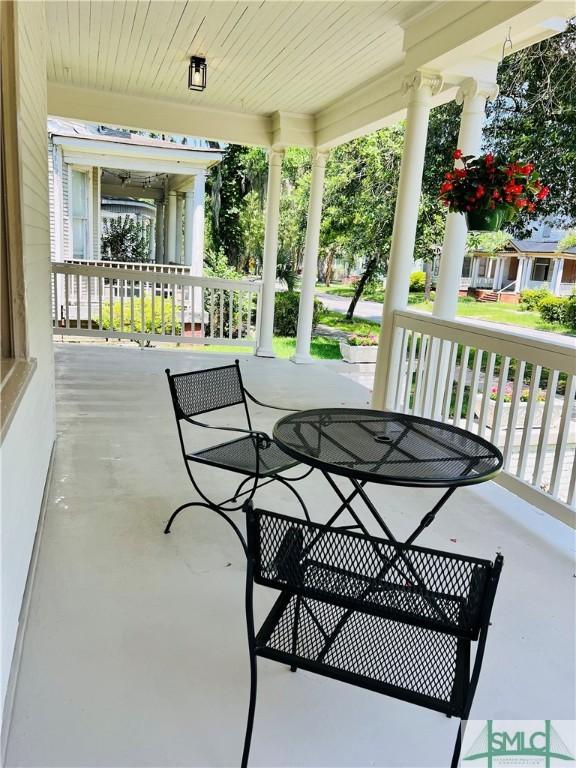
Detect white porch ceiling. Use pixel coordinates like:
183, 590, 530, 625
45, 1, 431, 116
45, 1, 574, 148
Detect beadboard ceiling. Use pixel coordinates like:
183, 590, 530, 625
45, 1, 433, 116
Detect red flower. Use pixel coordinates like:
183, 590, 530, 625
453, 149, 463, 160
475, 184, 485, 198
520, 163, 534, 175
492, 190, 501, 199
528, 202, 536, 212
485, 153, 495, 164
444, 172, 454, 180
515, 198, 528, 209
440, 181, 453, 193
454, 168, 467, 179
536, 186, 550, 200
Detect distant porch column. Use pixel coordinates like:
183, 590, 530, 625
175, 194, 184, 264
433, 79, 499, 319
148, 215, 156, 261
551, 257, 564, 295
156, 202, 164, 263
515, 256, 528, 291
257, 148, 284, 358
166, 192, 177, 263
292, 149, 329, 364
371, 71, 442, 408
191, 172, 206, 273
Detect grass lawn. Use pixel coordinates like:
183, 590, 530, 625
316, 284, 575, 336
318, 310, 380, 335
182, 335, 342, 360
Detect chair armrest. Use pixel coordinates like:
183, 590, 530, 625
182, 415, 271, 447
244, 387, 302, 413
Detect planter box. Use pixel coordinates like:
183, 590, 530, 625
339, 341, 378, 364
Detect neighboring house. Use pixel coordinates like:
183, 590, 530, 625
446, 219, 576, 301
47, 119, 222, 273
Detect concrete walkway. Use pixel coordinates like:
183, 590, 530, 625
5, 344, 574, 768
316, 291, 576, 347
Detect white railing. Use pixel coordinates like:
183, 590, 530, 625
52, 262, 261, 348
472, 277, 495, 290
387, 310, 576, 525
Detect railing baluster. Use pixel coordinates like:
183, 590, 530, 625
502, 359, 527, 472
160, 283, 165, 336
53, 271, 58, 329
466, 347, 484, 432
120, 279, 125, 332
130, 279, 135, 333
413, 334, 429, 416
532, 369, 559, 489
567, 449, 576, 508
453, 345, 470, 427
490, 356, 510, 447
477, 352, 496, 438
421, 335, 438, 418
228, 288, 233, 340
64, 273, 70, 328
394, 328, 408, 411
517, 364, 542, 480
140, 280, 145, 336
549, 373, 576, 499
87, 276, 92, 330
403, 331, 417, 414
441, 342, 458, 422
237, 291, 243, 339
98, 276, 103, 329
75, 273, 81, 329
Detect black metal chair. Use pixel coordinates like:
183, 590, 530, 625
238, 502, 503, 768
164, 360, 312, 533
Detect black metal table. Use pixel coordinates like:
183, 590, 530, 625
273, 408, 503, 545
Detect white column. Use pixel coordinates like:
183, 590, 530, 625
551, 257, 564, 295
191, 172, 206, 275
257, 148, 284, 358
371, 71, 442, 408
433, 79, 499, 319
292, 149, 329, 364
166, 192, 177, 263
515, 256, 527, 291
148, 216, 156, 261
156, 202, 164, 263
183, 190, 194, 268
175, 194, 184, 264
492, 257, 503, 290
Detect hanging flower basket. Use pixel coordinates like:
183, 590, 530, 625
465, 207, 505, 232
439, 151, 549, 230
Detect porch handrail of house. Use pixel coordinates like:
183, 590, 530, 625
386, 308, 576, 526
63, 257, 193, 275
51, 262, 262, 349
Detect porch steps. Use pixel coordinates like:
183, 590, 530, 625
477, 291, 499, 303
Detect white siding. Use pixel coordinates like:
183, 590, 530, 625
1, 0, 56, 720
62, 160, 71, 258
92, 167, 100, 259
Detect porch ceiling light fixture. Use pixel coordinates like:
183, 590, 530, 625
188, 55, 207, 91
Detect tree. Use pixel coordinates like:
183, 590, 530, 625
483, 19, 576, 231
100, 215, 149, 262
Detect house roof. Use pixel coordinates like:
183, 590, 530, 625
48, 119, 222, 153
475, 238, 576, 257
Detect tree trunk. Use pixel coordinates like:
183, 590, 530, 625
345, 255, 379, 320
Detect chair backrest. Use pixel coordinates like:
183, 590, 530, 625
166, 361, 250, 423
246, 505, 503, 640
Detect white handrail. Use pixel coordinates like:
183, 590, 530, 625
388, 309, 576, 525
51, 262, 262, 349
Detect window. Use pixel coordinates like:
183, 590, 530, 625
1, 0, 34, 440
71, 168, 90, 258
477, 258, 487, 277
461, 257, 471, 278
531, 258, 550, 282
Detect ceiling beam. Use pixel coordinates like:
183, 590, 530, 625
48, 82, 273, 148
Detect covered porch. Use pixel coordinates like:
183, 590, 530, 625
4, 344, 574, 766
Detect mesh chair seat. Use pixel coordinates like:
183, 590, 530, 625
190, 435, 300, 477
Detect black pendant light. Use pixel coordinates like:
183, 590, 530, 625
188, 56, 207, 91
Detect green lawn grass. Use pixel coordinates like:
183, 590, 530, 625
182, 335, 342, 360
316, 284, 575, 336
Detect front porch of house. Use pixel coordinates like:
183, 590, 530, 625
4, 344, 574, 767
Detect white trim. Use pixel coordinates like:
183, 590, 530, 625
1, 444, 55, 763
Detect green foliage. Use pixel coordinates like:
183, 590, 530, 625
276, 252, 297, 292
409, 271, 426, 292
467, 231, 510, 255
100, 215, 150, 262
538, 296, 569, 324
483, 19, 576, 233
274, 291, 323, 336
204, 249, 255, 337
564, 296, 576, 330
519, 287, 552, 310
98, 297, 181, 334
558, 230, 576, 251
347, 333, 379, 347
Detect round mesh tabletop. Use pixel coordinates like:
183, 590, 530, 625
273, 409, 502, 488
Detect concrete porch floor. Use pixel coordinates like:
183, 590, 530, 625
5, 344, 575, 768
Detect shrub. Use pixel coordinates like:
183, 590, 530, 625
519, 287, 552, 311
409, 271, 426, 292
564, 295, 576, 331
97, 296, 182, 335
274, 291, 324, 336
538, 296, 568, 324
204, 249, 256, 337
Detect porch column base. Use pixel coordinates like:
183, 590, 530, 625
290, 352, 314, 365
255, 346, 276, 358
